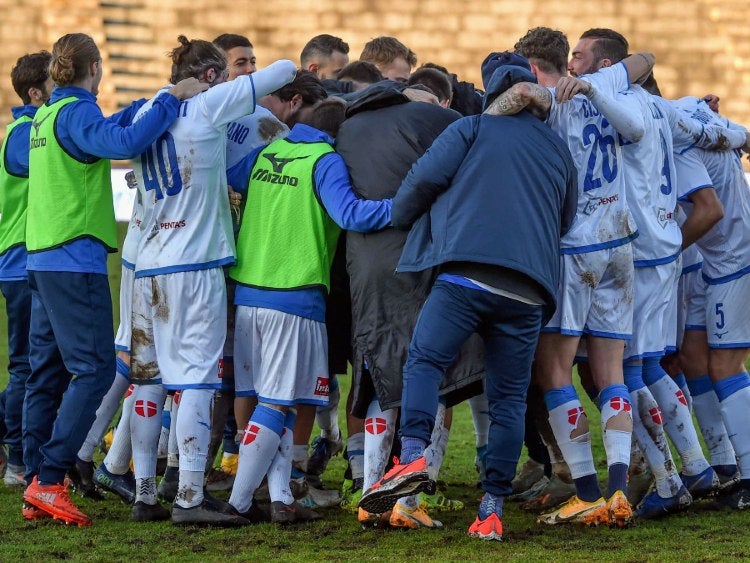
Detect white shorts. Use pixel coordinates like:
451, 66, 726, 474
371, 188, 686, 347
233, 306, 329, 406
676, 264, 707, 347
130, 268, 226, 390
706, 273, 750, 348
115, 265, 135, 353
545, 244, 634, 339
625, 259, 680, 361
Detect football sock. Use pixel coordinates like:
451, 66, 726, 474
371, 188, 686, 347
166, 391, 181, 468
424, 402, 449, 481
400, 436, 427, 466
715, 373, 750, 479
672, 373, 693, 412
478, 491, 503, 519
687, 375, 737, 466
346, 432, 365, 481
316, 374, 340, 441
363, 399, 397, 490
545, 386, 601, 502
131, 384, 167, 482
104, 383, 136, 474
599, 384, 632, 496
78, 360, 130, 462
643, 358, 710, 476
268, 410, 295, 505
292, 444, 309, 473
174, 388, 214, 508
136, 476, 157, 505
229, 405, 285, 513
468, 392, 489, 449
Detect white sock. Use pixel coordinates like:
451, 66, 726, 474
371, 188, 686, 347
629, 387, 683, 497
229, 405, 285, 513
131, 384, 167, 483
547, 398, 596, 479
292, 444, 309, 473
167, 391, 181, 468
468, 392, 489, 448
157, 395, 172, 459
599, 385, 633, 467
689, 377, 737, 466
104, 384, 136, 474
268, 410, 295, 504
79, 360, 131, 461
424, 403, 448, 481
646, 370, 710, 476
174, 388, 214, 508
363, 400, 397, 490
717, 382, 750, 479
136, 476, 157, 505
316, 377, 340, 441
347, 432, 365, 481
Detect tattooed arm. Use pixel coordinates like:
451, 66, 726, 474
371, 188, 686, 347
483, 82, 552, 119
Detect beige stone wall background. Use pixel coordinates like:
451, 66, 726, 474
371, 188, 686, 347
1, 0, 748, 158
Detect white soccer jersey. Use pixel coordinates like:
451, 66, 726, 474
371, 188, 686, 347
225, 105, 289, 169
132, 60, 296, 277
618, 86, 681, 265
121, 187, 143, 269
547, 62, 637, 253
672, 97, 750, 282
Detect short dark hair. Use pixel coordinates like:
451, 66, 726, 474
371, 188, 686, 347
305, 98, 347, 138
408, 68, 452, 103
514, 27, 569, 75
212, 33, 253, 51
420, 62, 450, 75
580, 28, 629, 64
336, 61, 383, 85
11, 51, 51, 104
360, 36, 417, 68
273, 69, 328, 106
300, 34, 349, 67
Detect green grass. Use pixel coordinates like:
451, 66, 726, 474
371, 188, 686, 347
0, 223, 749, 561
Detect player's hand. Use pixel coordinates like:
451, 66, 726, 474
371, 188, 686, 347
555, 76, 592, 103
702, 94, 720, 112
125, 170, 137, 190
169, 77, 209, 101
403, 88, 440, 105
228, 185, 242, 223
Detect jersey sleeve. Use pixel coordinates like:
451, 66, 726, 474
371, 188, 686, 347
674, 149, 713, 201
582, 62, 629, 96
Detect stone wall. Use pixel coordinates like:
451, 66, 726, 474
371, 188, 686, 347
1, 0, 748, 158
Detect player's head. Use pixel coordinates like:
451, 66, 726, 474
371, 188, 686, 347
259, 69, 328, 127
360, 36, 416, 83
169, 35, 227, 87
304, 98, 347, 138
639, 71, 661, 96
514, 27, 569, 79
336, 61, 383, 91
408, 67, 452, 107
213, 33, 256, 79
11, 50, 53, 106
300, 34, 350, 80
50, 33, 102, 94
569, 28, 628, 77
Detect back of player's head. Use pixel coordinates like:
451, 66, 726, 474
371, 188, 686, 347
49, 33, 100, 86
273, 69, 328, 106
305, 98, 347, 138
12, 51, 52, 104
360, 36, 417, 68
408, 67, 452, 104
580, 28, 629, 64
336, 61, 383, 85
212, 33, 253, 51
640, 71, 661, 96
169, 35, 227, 85
300, 34, 349, 67
420, 62, 450, 76
514, 27, 569, 75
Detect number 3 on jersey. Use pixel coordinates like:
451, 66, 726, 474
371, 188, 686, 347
583, 123, 617, 191
141, 132, 182, 200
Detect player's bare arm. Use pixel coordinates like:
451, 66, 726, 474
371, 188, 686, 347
483, 82, 551, 119
167, 77, 209, 100
622, 52, 655, 84
554, 76, 591, 103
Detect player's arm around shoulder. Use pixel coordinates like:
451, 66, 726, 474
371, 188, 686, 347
484, 82, 551, 118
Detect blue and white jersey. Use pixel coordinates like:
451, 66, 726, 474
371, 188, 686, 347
547, 63, 637, 253
226, 105, 288, 169
618, 86, 681, 265
121, 184, 142, 270
132, 60, 296, 277
672, 97, 750, 283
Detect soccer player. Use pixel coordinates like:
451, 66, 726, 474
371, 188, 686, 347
127, 35, 295, 526
0, 51, 52, 489
21, 33, 205, 526
300, 34, 350, 80
213, 34, 256, 79
359, 36, 417, 82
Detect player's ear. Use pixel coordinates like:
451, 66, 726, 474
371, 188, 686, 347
599, 58, 613, 69
290, 93, 303, 113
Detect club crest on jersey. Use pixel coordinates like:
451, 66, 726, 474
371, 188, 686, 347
609, 397, 631, 412
675, 390, 688, 407
656, 208, 673, 229
243, 424, 260, 445
314, 377, 329, 397
135, 400, 158, 418
365, 417, 388, 435
649, 406, 663, 425
567, 406, 585, 426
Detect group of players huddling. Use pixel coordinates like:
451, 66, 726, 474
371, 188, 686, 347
0, 24, 749, 543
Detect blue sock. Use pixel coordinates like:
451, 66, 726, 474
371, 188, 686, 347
575, 474, 602, 503
607, 463, 628, 497
478, 492, 503, 519
400, 436, 427, 464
